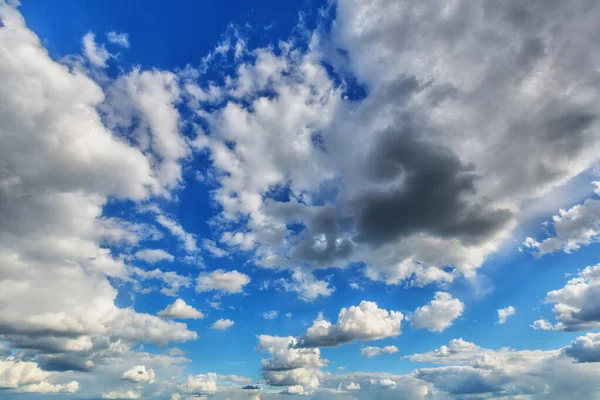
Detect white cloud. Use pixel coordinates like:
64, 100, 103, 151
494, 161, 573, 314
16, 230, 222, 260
107, 31, 130, 48
182, 373, 217, 395
121, 365, 156, 384
211, 319, 234, 330
562, 332, 600, 363
82, 32, 110, 67
411, 292, 464, 332
361, 345, 399, 358
524, 183, 600, 256
0, 3, 195, 358
497, 306, 516, 324
297, 301, 403, 347
276, 271, 335, 301
257, 335, 326, 393
196, 269, 250, 294
135, 248, 175, 263
158, 299, 204, 320
102, 390, 142, 399
132, 267, 192, 297
261, 311, 278, 320
532, 263, 600, 331
202, 239, 228, 258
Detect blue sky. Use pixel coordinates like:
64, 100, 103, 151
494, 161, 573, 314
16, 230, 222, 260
2, 0, 600, 399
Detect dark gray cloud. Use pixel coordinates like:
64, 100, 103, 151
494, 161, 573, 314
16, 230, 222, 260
351, 125, 512, 246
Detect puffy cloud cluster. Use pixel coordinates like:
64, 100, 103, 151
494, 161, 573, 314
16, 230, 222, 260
257, 335, 326, 393
533, 263, 600, 331
158, 299, 204, 320
211, 319, 235, 330
196, 269, 251, 294
183, 0, 600, 293
297, 301, 403, 348
121, 365, 156, 384
0, 359, 79, 393
410, 292, 464, 332
497, 306, 516, 324
360, 345, 399, 358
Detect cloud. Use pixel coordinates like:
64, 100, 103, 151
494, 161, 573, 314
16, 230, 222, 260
158, 299, 204, 320
196, 269, 251, 294
411, 292, 464, 332
182, 373, 218, 395
257, 335, 326, 393
211, 319, 234, 330
82, 32, 110, 67
524, 182, 600, 256
260, 311, 278, 320
497, 306, 516, 324
203, 239, 229, 258
361, 345, 399, 358
276, 271, 335, 301
297, 301, 403, 348
562, 332, 600, 363
132, 267, 193, 297
121, 365, 156, 384
0, 2, 196, 363
135, 249, 175, 263
102, 390, 142, 399
533, 263, 600, 331
107, 31, 130, 48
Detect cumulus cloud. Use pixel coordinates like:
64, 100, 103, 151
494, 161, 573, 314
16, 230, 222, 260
211, 319, 234, 330
276, 271, 335, 301
562, 332, 600, 363
297, 301, 403, 348
135, 248, 175, 263
158, 299, 204, 320
0, 2, 196, 356
411, 292, 464, 332
107, 31, 130, 48
121, 365, 156, 384
361, 345, 399, 358
102, 390, 142, 399
533, 263, 600, 331
257, 335, 325, 393
260, 311, 278, 320
497, 306, 516, 324
182, 373, 218, 395
82, 32, 110, 67
196, 269, 250, 294
524, 182, 600, 256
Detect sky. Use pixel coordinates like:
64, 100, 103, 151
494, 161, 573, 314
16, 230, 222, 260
2, 0, 600, 399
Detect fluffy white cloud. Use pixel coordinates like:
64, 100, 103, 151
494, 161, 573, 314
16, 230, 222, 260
102, 390, 142, 399
257, 335, 326, 393
182, 373, 218, 395
276, 271, 335, 301
121, 365, 156, 384
0, 3, 195, 353
107, 31, 130, 48
158, 299, 204, 320
260, 311, 278, 320
210, 319, 234, 330
524, 183, 600, 256
0, 359, 79, 393
135, 249, 175, 263
361, 345, 399, 358
196, 269, 250, 294
297, 301, 403, 348
562, 332, 600, 363
533, 263, 600, 331
132, 267, 193, 297
82, 32, 110, 67
411, 292, 464, 332
497, 306, 516, 324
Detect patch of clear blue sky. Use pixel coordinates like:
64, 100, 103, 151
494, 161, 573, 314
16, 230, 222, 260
18, 0, 600, 381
